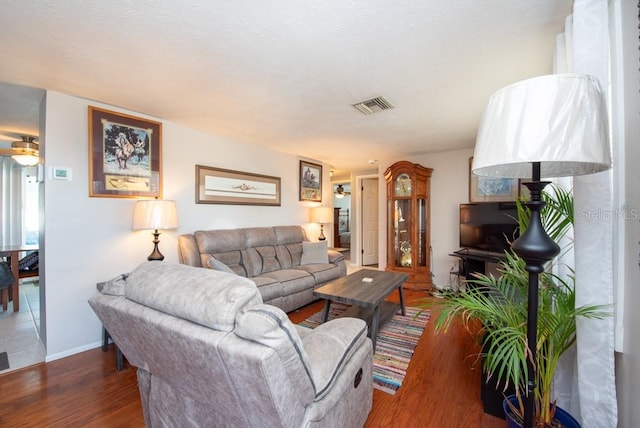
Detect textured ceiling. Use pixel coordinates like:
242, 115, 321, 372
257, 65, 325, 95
0, 0, 571, 171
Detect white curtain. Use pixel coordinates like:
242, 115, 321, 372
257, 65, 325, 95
553, 1, 618, 426
0, 157, 23, 246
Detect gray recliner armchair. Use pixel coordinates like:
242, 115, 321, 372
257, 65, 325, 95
89, 262, 373, 427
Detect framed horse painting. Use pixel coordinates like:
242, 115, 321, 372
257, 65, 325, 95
299, 160, 322, 202
88, 106, 162, 198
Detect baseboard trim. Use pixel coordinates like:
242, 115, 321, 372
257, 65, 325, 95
45, 341, 102, 362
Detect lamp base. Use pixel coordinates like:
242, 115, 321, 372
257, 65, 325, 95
147, 230, 165, 261
512, 172, 560, 428
318, 224, 326, 241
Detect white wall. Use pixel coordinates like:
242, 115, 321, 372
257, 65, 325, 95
42, 91, 329, 359
378, 148, 474, 287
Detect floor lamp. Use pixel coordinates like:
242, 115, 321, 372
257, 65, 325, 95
472, 74, 611, 428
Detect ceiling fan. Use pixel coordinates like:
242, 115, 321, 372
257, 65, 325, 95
334, 184, 351, 198
0, 136, 39, 166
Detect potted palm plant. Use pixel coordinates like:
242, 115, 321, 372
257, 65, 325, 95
428, 185, 609, 427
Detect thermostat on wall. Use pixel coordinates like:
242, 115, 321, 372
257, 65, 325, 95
50, 167, 72, 181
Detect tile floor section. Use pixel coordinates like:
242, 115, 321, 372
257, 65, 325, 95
0, 279, 45, 374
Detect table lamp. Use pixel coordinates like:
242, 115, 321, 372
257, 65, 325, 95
472, 74, 611, 428
310, 206, 332, 241
132, 199, 179, 261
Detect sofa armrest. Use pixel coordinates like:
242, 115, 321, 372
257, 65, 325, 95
301, 317, 368, 400
327, 250, 344, 264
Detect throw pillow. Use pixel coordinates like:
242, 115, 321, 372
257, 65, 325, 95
300, 241, 329, 265
208, 256, 236, 274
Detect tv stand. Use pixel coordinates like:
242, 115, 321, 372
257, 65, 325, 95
449, 248, 507, 281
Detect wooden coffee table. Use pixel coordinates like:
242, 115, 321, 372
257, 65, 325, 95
313, 269, 408, 350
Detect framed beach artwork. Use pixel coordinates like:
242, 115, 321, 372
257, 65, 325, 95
468, 157, 519, 203
88, 106, 162, 198
299, 160, 322, 202
196, 165, 281, 206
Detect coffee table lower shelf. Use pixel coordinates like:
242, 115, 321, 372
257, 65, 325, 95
337, 301, 400, 330
322, 300, 404, 350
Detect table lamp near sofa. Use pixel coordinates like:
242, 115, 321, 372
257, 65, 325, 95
472, 74, 611, 428
310, 206, 332, 241
132, 199, 179, 261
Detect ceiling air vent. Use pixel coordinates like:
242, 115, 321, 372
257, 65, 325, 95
352, 96, 394, 115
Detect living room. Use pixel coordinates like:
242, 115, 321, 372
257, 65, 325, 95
0, 1, 639, 427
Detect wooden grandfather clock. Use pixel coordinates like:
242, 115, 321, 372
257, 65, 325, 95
384, 161, 433, 290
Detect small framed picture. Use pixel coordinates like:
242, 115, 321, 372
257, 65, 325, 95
88, 106, 162, 198
469, 157, 519, 203
299, 160, 322, 202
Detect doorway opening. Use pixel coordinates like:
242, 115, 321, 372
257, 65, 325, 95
332, 182, 351, 252
0, 162, 44, 374
359, 176, 379, 267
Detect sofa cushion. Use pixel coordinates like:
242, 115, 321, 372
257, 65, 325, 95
274, 225, 307, 245
246, 246, 282, 276
250, 276, 279, 287
244, 227, 278, 247
206, 250, 248, 277
276, 242, 304, 268
295, 263, 342, 285
260, 270, 315, 294
208, 256, 236, 274
300, 241, 329, 265
251, 276, 282, 302
125, 262, 261, 331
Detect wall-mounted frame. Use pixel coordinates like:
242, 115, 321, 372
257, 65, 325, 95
196, 165, 281, 206
469, 157, 519, 203
299, 160, 322, 202
89, 106, 162, 198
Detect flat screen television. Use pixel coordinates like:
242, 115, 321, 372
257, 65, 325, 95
459, 202, 520, 253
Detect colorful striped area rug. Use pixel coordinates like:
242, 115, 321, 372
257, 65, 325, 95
299, 303, 430, 395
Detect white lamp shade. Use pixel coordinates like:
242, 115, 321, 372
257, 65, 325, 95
310, 206, 332, 224
473, 74, 611, 179
132, 200, 179, 230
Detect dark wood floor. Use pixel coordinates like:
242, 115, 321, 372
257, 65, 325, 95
0, 290, 505, 427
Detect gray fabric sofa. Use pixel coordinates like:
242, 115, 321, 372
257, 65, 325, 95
89, 262, 373, 428
178, 225, 347, 313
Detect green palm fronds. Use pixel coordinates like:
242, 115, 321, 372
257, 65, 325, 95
425, 184, 610, 426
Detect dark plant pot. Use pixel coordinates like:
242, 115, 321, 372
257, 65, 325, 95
481, 333, 515, 418
503, 395, 581, 428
